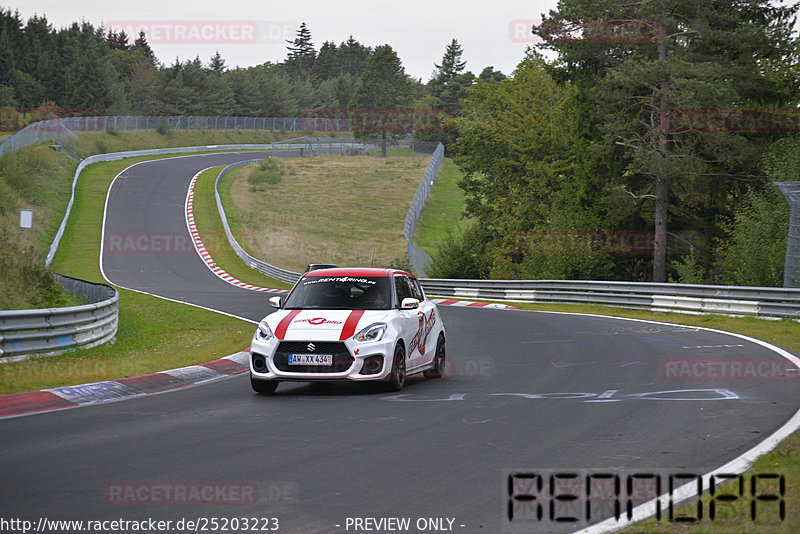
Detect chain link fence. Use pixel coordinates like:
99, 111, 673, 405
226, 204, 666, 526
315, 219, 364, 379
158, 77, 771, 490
0, 115, 444, 161
776, 182, 800, 288
0, 116, 352, 159
405, 143, 445, 276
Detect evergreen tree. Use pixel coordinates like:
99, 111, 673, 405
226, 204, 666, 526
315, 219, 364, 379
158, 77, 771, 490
428, 38, 467, 101
284, 22, 315, 80
434, 39, 466, 80
64, 46, 108, 109
337, 36, 371, 77
349, 44, 411, 156
478, 66, 505, 82
209, 51, 226, 75
225, 68, 261, 115
0, 28, 15, 84
314, 41, 339, 80
133, 30, 156, 64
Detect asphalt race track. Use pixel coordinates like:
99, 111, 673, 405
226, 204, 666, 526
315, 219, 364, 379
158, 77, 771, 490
1, 152, 799, 533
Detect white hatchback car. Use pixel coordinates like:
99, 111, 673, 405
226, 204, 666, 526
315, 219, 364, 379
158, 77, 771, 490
249, 267, 446, 393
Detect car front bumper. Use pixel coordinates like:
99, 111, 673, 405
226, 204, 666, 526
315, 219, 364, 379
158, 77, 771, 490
249, 336, 395, 382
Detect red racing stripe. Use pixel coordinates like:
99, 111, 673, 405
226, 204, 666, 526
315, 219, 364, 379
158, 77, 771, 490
274, 310, 301, 340
339, 310, 365, 341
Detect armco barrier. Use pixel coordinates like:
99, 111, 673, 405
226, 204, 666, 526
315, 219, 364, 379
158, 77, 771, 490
0, 275, 118, 358
418, 278, 800, 318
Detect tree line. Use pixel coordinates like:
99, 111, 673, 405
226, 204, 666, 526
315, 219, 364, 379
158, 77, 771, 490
428, 0, 800, 286
0, 10, 501, 127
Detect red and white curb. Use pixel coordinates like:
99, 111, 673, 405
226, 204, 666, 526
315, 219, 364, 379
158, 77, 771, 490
0, 351, 252, 419
185, 170, 289, 294
430, 298, 515, 309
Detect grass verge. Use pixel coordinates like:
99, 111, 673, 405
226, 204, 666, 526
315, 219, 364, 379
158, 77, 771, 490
76, 129, 345, 159
414, 158, 471, 258
223, 154, 430, 272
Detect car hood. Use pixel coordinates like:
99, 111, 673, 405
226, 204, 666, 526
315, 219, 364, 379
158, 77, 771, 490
264, 309, 391, 342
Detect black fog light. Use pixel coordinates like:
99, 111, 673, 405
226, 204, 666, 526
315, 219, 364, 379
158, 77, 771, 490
360, 355, 384, 375
252, 353, 268, 373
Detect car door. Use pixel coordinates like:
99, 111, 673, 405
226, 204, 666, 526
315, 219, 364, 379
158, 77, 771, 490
393, 275, 420, 365
408, 276, 438, 366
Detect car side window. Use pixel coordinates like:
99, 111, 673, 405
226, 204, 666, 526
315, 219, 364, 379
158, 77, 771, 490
394, 276, 413, 307
408, 277, 424, 301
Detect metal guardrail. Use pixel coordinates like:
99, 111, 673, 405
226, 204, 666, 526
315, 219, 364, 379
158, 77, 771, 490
405, 143, 445, 276
419, 278, 800, 318
0, 275, 118, 359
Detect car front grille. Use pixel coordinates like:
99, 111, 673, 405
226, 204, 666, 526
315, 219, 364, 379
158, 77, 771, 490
273, 341, 353, 373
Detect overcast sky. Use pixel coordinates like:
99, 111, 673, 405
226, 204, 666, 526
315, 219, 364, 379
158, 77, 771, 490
12, 0, 559, 80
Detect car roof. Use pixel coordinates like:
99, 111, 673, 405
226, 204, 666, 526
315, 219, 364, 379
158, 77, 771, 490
302, 267, 414, 278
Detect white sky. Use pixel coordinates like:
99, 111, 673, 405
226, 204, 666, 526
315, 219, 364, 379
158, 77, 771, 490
11, 0, 559, 81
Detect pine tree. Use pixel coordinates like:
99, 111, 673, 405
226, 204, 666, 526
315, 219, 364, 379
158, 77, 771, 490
349, 44, 411, 156
434, 39, 466, 80
314, 41, 338, 80
478, 66, 505, 82
338, 36, 371, 77
284, 22, 315, 80
209, 51, 226, 76
133, 30, 156, 64
64, 45, 108, 109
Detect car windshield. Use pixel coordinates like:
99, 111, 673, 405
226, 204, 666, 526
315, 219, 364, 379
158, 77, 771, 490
283, 276, 392, 310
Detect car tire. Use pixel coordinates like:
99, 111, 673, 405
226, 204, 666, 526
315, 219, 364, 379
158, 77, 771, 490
386, 344, 406, 391
251, 375, 279, 394
424, 333, 446, 379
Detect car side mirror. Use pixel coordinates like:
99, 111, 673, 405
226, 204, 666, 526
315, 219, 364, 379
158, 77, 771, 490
401, 298, 420, 310
269, 296, 282, 308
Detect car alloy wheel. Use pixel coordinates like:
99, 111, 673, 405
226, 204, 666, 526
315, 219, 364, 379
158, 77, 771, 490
424, 333, 446, 379
387, 344, 406, 391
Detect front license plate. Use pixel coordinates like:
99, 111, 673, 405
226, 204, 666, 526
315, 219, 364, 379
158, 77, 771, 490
288, 354, 333, 366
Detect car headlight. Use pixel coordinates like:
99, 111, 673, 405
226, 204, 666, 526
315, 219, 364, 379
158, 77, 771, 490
254, 320, 274, 342
354, 322, 387, 343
